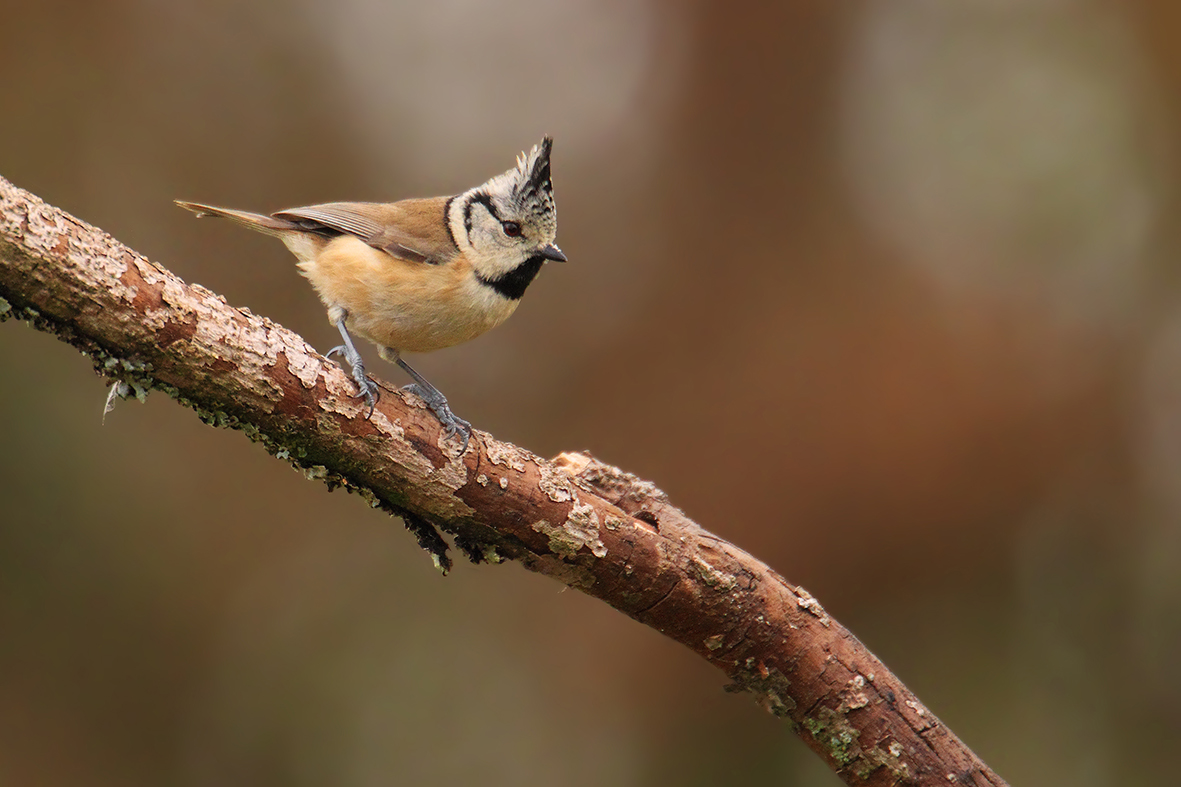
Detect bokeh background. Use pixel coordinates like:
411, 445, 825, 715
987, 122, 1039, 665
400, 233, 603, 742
2, 1, 1179, 784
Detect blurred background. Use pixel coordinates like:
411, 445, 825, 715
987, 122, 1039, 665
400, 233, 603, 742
1, 1, 1178, 784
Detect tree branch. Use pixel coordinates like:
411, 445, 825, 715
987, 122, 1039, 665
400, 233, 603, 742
0, 174, 1007, 787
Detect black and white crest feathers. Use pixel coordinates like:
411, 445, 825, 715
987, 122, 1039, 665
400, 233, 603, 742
515, 136, 555, 221
481, 137, 558, 241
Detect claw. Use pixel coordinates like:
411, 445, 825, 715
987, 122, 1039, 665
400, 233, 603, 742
401, 382, 472, 453
443, 414, 472, 453
332, 345, 378, 418
354, 374, 379, 419
327, 318, 378, 418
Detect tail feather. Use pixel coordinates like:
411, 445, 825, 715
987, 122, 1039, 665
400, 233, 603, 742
174, 200, 298, 238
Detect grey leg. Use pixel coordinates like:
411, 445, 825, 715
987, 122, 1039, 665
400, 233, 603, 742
395, 357, 472, 452
325, 313, 378, 418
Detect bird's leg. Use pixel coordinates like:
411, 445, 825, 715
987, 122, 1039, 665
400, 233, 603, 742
392, 355, 472, 452
325, 311, 378, 418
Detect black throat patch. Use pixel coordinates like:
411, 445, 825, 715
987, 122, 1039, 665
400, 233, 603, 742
476, 255, 546, 300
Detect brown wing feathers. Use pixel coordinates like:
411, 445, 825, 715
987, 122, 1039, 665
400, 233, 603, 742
279, 200, 458, 265
272, 204, 386, 242
177, 198, 459, 266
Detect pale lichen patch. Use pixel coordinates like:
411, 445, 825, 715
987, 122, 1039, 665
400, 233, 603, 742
531, 500, 606, 560
842, 693, 870, 711
283, 346, 323, 388
477, 474, 489, 486
690, 556, 737, 592
132, 257, 166, 287
840, 674, 870, 710
321, 372, 373, 415
425, 439, 471, 495
485, 440, 528, 473
566, 500, 606, 558
796, 587, 831, 627
537, 459, 578, 503
498, 476, 508, 489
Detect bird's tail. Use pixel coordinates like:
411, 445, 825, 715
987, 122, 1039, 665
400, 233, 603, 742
174, 201, 299, 238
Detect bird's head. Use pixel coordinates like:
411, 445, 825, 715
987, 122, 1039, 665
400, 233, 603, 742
449, 137, 565, 299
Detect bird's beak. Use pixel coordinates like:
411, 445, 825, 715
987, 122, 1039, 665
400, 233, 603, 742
540, 243, 567, 262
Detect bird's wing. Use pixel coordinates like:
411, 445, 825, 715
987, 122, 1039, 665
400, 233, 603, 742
273, 198, 458, 265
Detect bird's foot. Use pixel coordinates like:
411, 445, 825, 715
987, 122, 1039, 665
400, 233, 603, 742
402, 383, 472, 452
327, 345, 379, 418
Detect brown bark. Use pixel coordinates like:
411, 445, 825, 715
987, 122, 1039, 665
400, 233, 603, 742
0, 174, 1008, 787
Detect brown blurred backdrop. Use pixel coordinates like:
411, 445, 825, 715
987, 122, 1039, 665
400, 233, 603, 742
2, 1, 1180, 785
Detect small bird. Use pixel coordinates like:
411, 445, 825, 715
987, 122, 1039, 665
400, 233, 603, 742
177, 137, 565, 450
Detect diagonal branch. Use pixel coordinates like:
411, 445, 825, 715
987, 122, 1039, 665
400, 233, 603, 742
0, 174, 1008, 787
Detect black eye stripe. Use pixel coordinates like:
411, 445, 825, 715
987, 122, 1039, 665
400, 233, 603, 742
463, 192, 531, 242
464, 192, 502, 232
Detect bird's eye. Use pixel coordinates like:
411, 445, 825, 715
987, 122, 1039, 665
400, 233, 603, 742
502, 221, 522, 237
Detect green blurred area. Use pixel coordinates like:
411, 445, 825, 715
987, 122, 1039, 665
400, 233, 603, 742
3, 2, 1180, 785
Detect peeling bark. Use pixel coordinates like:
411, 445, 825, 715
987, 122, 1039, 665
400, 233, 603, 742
0, 175, 1008, 787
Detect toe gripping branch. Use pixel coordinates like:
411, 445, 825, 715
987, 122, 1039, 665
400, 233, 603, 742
329, 315, 379, 419
395, 356, 472, 453
328, 315, 472, 450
